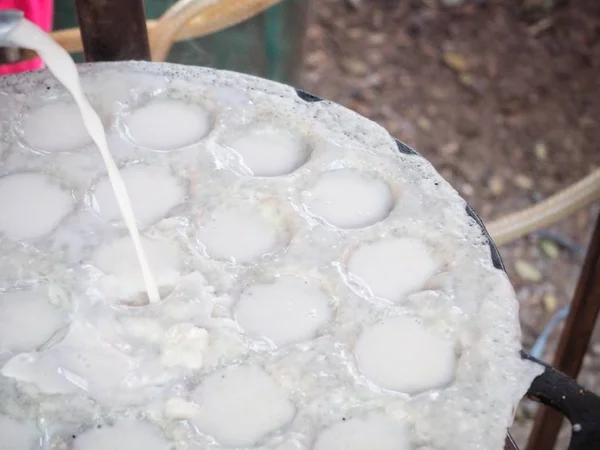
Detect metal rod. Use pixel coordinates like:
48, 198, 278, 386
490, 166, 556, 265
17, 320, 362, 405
73, 0, 151, 62
526, 211, 600, 450
505, 432, 519, 450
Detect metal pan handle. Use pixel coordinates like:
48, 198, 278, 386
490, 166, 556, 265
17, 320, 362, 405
522, 351, 600, 450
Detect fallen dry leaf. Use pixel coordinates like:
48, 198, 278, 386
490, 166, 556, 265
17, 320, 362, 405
459, 72, 475, 87
306, 51, 327, 67
514, 174, 534, 190
535, 141, 548, 160
417, 116, 432, 131
368, 32, 386, 45
342, 58, 368, 76
442, 51, 469, 72
543, 293, 558, 312
489, 175, 505, 196
515, 259, 542, 282
540, 239, 560, 259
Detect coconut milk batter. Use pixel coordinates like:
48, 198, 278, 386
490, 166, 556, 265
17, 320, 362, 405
0, 57, 544, 450
4, 18, 160, 303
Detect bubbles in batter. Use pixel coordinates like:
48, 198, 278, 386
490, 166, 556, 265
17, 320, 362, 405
197, 208, 281, 263
72, 421, 169, 450
191, 364, 295, 447
347, 237, 437, 302
0, 172, 74, 240
302, 169, 393, 228
92, 164, 185, 226
314, 414, 413, 450
0, 287, 66, 354
223, 124, 308, 176
0, 415, 40, 450
124, 99, 211, 150
20, 100, 91, 153
354, 316, 456, 394
93, 235, 182, 302
234, 276, 332, 347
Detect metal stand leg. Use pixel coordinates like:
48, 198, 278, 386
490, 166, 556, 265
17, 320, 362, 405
73, 0, 151, 62
527, 212, 600, 450
506, 432, 519, 450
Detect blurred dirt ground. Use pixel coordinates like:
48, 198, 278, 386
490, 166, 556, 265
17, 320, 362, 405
300, 0, 600, 447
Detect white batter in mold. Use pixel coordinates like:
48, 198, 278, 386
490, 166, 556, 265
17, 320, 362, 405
20, 99, 92, 153
191, 364, 296, 447
354, 316, 456, 394
197, 207, 282, 263
0, 286, 66, 354
347, 237, 437, 303
124, 98, 211, 151
223, 123, 308, 176
302, 168, 394, 229
0, 172, 73, 240
314, 414, 413, 450
234, 276, 333, 347
72, 421, 170, 450
92, 164, 186, 227
0, 62, 543, 450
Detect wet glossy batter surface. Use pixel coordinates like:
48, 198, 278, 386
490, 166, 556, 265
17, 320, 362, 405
0, 62, 541, 450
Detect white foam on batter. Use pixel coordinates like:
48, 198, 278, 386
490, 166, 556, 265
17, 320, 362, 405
0, 287, 66, 354
93, 235, 182, 302
191, 364, 295, 446
160, 323, 209, 370
234, 276, 332, 347
92, 164, 186, 226
347, 237, 437, 303
302, 169, 393, 229
20, 100, 91, 153
314, 414, 413, 450
354, 316, 456, 394
223, 124, 308, 176
72, 421, 169, 450
0, 172, 73, 240
0, 414, 40, 450
124, 99, 211, 151
197, 208, 281, 263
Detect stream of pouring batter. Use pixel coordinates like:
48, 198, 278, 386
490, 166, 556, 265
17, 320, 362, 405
5, 19, 161, 303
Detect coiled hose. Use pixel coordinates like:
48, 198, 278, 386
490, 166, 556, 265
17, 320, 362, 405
149, 0, 282, 62
50, 0, 282, 61
487, 168, 600, 246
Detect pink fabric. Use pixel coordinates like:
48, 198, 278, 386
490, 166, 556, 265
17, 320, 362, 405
0, 0, 54, 75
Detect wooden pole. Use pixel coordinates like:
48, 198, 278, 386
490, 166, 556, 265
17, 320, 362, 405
526, 212, 600, 450
73, 0, 151, 62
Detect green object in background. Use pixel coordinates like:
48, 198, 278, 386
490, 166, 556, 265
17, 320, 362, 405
53, 0, 309, 85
